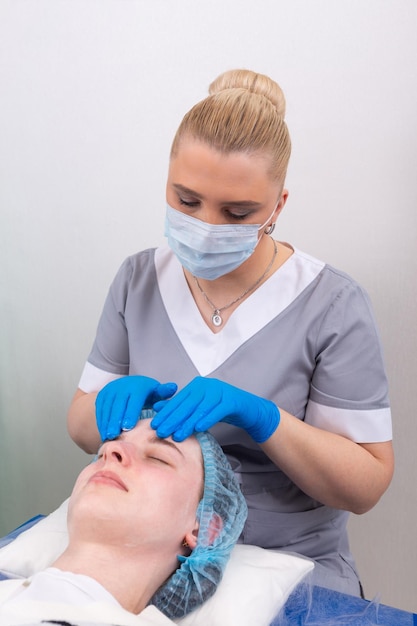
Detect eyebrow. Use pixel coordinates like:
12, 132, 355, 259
147, 434, 185, 458
172, 183, 264, 208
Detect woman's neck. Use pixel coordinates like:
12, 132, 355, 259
52, 542, 176, 614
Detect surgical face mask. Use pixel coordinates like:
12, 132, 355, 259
165, 204, 276, 280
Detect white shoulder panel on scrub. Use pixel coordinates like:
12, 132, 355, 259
305, 400, 392, 443
78, 361, 123, 393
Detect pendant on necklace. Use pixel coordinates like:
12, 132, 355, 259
212, 310, 223, 327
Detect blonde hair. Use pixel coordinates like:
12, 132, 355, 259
170, 69, 291, 183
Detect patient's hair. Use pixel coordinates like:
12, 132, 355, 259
150, 429, 248, 619
170, 68, 291, 183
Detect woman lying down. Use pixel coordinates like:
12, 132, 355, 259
0, 418, 247, 625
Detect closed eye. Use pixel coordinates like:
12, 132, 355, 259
148, 455, 172, 466
224, 210, 253, 221
179, 197, 200, 208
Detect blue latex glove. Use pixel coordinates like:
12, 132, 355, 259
96, 375, 177, 441
151, 376, 280, 443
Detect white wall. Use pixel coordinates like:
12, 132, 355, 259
1, 0, 416, 613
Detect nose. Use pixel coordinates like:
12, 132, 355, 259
101, 439, 131, 466
198, 206, 225, 225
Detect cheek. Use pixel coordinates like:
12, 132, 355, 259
143, 477, 199, 523
69, 465, 93, 497
67, 466, 117, 530
167, 478, 201, 519
68, 467, 92, 509
74, 465, 94, 486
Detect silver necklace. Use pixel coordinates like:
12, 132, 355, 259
193, 240, 278, 327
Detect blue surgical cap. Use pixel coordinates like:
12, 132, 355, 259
150, 429, 248, 619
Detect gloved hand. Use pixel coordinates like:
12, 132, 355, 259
151, 376, 280, 443
96, 375, 177, 441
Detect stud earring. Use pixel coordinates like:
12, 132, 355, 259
182, 540, 190, 548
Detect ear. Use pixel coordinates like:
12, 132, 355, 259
183, 513, 223, 550
273, 188, 289, 221
183, 518, 200, 551
206, 512, 223, 545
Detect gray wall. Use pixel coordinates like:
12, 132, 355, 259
1, 0, 416, 613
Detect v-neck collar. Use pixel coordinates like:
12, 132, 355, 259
155, 246, 324, 375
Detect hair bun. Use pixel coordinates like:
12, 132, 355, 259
209, 69, 286, 118
171, 68, 291, 182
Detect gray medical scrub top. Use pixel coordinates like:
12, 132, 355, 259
79, 246, 392, 596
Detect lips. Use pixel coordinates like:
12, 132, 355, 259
89, 470, 128, 492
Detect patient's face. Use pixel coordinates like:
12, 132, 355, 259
68, 419, 203, 552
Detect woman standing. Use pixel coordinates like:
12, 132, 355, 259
67, 69, 393, 596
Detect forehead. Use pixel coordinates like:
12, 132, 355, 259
169, 138, 276, 191
122, 419, 202, 465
